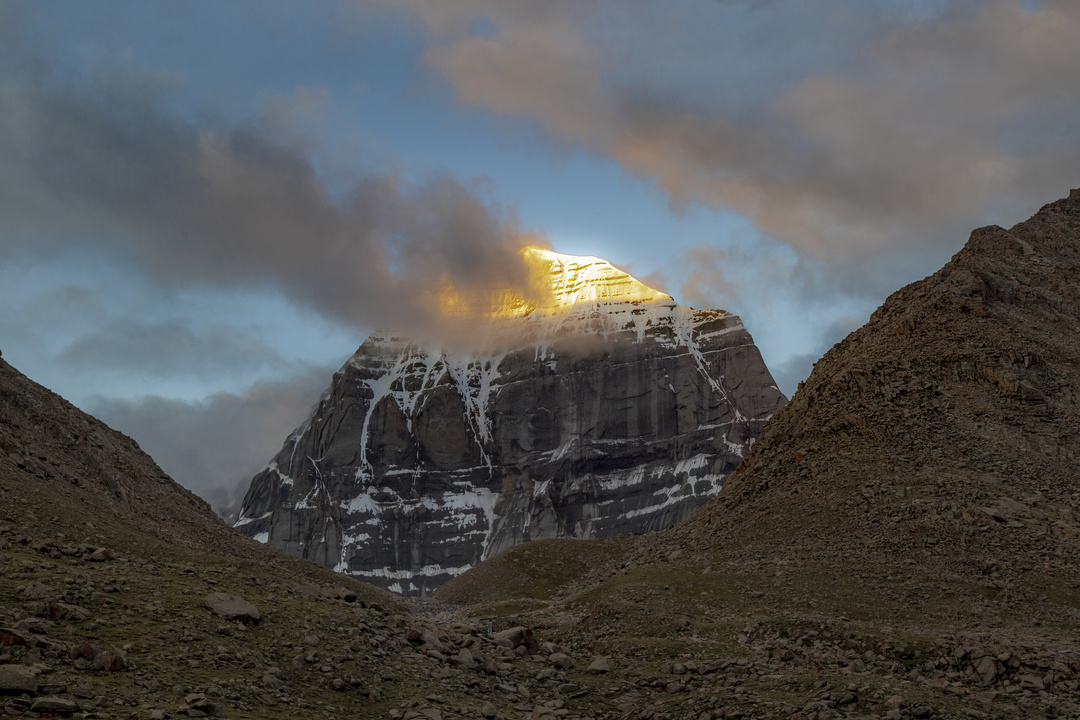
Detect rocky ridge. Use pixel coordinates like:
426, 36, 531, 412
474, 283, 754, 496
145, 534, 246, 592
236, 248, 785, 595
647, 187, 1080, 625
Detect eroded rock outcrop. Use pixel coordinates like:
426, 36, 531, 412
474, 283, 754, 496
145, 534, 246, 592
236, 249, 785, 594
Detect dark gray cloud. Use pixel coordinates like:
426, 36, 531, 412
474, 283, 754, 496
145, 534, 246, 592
57, 322, 287, 378
0, 29, 544, 347
90, 366, 334, 521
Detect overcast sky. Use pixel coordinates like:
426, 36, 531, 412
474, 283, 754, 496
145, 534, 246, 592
1, 0, 1078, 518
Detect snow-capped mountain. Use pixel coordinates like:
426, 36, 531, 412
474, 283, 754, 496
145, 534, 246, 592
235, 248, 787, 595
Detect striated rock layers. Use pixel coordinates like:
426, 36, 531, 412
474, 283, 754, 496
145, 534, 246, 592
236, 248, 786, 594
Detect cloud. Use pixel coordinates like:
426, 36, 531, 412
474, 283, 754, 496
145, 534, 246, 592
667, 236, 888, 395
57, 322, 288, 378
384, 0, 1080, 273
0, 26, 548, 347
89, 366, 334, 521
767, 316, 866, 397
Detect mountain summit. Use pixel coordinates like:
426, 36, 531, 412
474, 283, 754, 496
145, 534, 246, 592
236, 249, 786, 595
441, 246, 671, 319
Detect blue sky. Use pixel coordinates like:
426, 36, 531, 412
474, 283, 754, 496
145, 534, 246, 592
1, 0, 1078, 515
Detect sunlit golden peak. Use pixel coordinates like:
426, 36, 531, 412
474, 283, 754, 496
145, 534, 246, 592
522, 246, 670, 310
437, 246, 670, 319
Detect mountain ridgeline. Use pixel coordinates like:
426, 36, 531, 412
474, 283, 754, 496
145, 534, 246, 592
235, 249, 785, 595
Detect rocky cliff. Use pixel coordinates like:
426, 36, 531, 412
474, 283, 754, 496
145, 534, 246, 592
235, 248, 786, 594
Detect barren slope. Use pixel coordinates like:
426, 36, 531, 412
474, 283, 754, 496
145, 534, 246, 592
646, 188, 1080, 629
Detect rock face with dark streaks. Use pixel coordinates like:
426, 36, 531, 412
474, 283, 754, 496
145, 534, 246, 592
235, 248, 786, 594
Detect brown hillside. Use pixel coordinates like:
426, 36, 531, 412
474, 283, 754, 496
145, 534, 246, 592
3, 357, 602, 719
0, 354, 244, 555
645, 188, 1080, 628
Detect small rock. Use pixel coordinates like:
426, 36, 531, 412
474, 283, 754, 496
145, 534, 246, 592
88, 548, 112, 562
95, 647, 127, 672
30, 696, 78, 714
481, 701, 497, 718
586, 656, 610, 675
548, 652, 574, 670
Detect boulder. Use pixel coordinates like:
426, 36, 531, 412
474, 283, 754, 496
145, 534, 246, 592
204, 593, 260, 624
30, 697, 78, 714
491, 626, 538, 654
0, 664, 37, 694
18, 580, 53, 601
549, 652, 575, 670
586, 656, 610, 674
420, 630, 445, 654
0, 628, 29, 647
95, 647, 127, 672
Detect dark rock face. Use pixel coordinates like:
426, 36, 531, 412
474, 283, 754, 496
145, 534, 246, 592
236, 252, 786, 595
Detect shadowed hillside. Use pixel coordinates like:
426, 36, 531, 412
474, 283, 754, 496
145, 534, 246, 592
648, 188, 1080, 629
1, 356, 663, 719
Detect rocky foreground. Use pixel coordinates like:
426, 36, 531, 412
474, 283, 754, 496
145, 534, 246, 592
7, 524, 1078, 720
